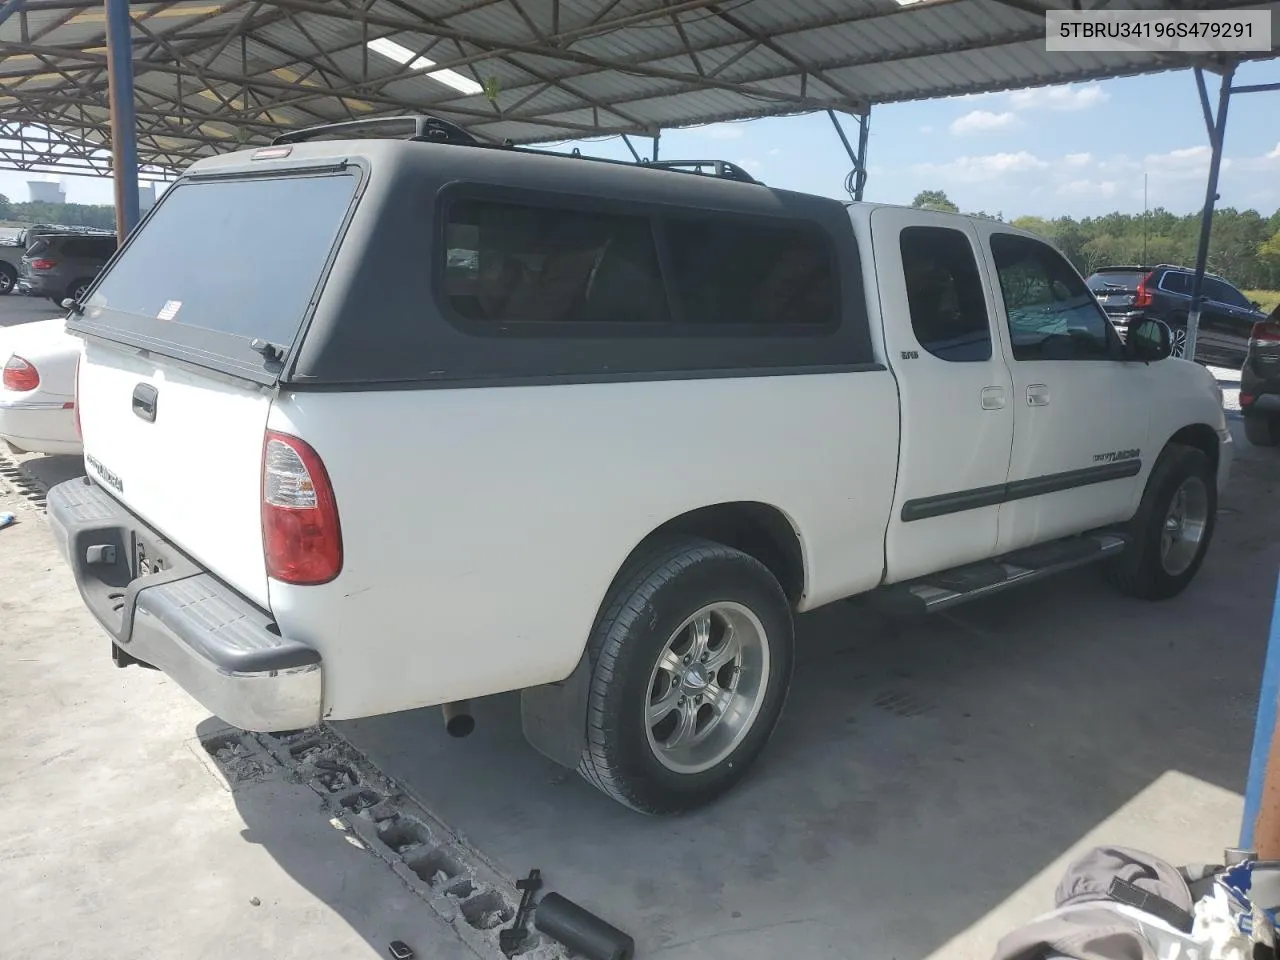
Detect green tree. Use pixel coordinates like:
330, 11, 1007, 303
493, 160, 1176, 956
1261, 230, 1280, 268
910, 189, 959, 214
0, 193, 10, 220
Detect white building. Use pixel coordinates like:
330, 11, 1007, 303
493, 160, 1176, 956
27, 180, 65, 204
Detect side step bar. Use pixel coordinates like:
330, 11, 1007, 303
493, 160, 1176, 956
867, 533, 1129, 614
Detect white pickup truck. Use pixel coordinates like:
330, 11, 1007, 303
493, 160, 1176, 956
49, 117, 1231, 815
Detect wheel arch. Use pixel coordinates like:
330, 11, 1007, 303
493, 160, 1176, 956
519, 500, 808, 770
628, 501, 808, 607
1164, 423, 1219, 477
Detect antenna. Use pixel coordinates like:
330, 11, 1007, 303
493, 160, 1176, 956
1142, 172, 1149, 266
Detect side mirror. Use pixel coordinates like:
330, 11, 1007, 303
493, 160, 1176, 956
1127, 319, 1172, 363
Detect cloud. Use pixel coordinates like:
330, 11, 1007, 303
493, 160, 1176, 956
1142, 145, 1231, 180
1009, 82, 1109, 112
949, 110, 1018, 135
1058, 179, 1119, 199
1064, 152, 1092, 167
693, 124, 745, 140
912, 150, 1048, 183
1268, 143, 1280, 160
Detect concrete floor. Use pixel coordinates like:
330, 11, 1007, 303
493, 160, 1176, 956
336, 440, 1275, 959
2, 289, 1277, 959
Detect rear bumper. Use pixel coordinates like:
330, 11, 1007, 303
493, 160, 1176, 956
0, 397, 80, 455
47, 477, 322, 732
1246, 395, 1280, 415
16, 275, 54, 296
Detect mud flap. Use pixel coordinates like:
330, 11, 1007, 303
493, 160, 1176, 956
520, 651, 590, 769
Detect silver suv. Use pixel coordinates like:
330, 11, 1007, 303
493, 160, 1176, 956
18, 233, 117, 304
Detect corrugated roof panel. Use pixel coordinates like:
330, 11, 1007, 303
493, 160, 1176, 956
2, 0, 1277, 170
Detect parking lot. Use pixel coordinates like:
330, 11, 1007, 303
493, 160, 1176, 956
2, 293, 1276, 960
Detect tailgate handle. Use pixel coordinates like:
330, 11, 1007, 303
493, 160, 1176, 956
132, 383, 158, 423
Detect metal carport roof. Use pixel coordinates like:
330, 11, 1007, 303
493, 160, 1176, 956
1, 0, 1278, 177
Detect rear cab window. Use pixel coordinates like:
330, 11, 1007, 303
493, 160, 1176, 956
1087, 271, 1146, 292
75, 169, 360, 382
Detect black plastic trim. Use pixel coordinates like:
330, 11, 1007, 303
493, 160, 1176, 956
287, 361, 888, 391
902, 459, 1143, 522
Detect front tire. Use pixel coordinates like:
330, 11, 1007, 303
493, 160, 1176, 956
577, 537, 794, 815
1244, 414, 1280, 447
1106, 443, 1216, 600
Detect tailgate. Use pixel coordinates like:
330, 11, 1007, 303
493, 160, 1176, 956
79, 341, 274, 607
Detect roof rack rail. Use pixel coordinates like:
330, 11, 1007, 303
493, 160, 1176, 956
272, 115, 479, 147
640, 159, 758, 183
267, 114, 763, 185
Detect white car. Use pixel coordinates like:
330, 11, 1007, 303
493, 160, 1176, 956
49, 127, 1231, 815
0, 317, 81, 456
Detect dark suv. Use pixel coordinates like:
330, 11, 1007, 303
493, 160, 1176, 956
1241, 305, 1280, 447
1087, 264, 1268, 365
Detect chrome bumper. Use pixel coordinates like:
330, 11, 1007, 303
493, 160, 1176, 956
47, 477, 322, 732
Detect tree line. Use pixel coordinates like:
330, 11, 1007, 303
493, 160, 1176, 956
911, 190, 1280, 290
0, 195, 115, 231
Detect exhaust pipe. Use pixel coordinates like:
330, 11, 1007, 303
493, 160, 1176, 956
442, 700, 475, 738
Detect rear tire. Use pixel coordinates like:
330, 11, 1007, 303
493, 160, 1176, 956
1105, 443, 1216, 600
1244, 414, 1280, 447
0, 262, 14, 296
577, 537, 794, 815
67, 278, 93, 303
1168, 314, 1188, 359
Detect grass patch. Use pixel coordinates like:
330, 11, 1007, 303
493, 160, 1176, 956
1245, 290, 1280, 315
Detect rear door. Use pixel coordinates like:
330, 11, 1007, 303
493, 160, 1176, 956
1200, 278, 1258, 362
72, 169, 359, 608
872, 207, 1015, 582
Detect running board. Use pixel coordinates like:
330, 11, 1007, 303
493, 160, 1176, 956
867, 533, 1130, 614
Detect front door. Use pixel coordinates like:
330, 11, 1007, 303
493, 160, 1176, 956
872, 207, 1015, 583
976, 226, 1152, 553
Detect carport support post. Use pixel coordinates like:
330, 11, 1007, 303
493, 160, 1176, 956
105, 0, 140, 239
1186, 64, 1234, 362
1240, 572, 1280, 856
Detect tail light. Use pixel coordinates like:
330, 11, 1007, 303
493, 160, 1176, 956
2, 355, 40, 392
1241, 393, 1255, 407
30, 258, 56, 271
72, 354, 81, 439
1250, 321, 1280, 347
261, 431, 343, 585
1134, 272, 1154, 309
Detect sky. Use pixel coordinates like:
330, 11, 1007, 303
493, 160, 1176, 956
4, 58, 1279, 221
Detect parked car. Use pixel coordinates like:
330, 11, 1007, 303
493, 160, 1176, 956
0, 238, 20, 296
1085, 264, 1154, 333
1241, 304, 1280, 447
47, 121, 1231, 815
1095, 264, 1269, 365
17, 232, 117, 304
0, 317, 81, 456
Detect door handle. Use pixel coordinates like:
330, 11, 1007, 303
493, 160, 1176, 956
980, 386, 1006, 410
1027, 384, 1050, 407
132, 383, 158, 423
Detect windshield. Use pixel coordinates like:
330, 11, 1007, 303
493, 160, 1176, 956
88, 171, 357, 348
